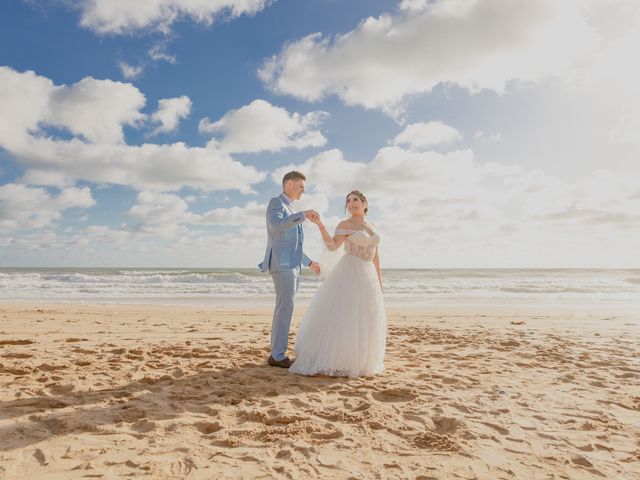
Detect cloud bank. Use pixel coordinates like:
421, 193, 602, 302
0, 67, 264, 192
260, 0, 601, 116
77, 0, 270, 35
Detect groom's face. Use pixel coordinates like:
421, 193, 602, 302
286, 179, 305, 200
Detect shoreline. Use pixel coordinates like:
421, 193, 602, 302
2, 297, 639, 314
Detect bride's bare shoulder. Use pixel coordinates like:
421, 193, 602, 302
335, 220, 354, 233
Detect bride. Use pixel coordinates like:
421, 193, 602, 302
289, 190, 387, 377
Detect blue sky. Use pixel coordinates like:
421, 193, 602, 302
1, 0, 639, 267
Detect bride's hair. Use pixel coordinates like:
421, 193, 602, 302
345, 190, 368, 214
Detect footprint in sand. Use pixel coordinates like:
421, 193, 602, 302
432, 416, 459, 434
276, 449, 292, 460
14, 397, 69, 410
0, 339, 34, 346
403, 413, 428, 427
193, 421, 223, 434
316, 447, 341, 467
414, 431, 458, 452
33, 448, 47, 466
264, 410, 309, 426
451, 403, 473, 414
482, 421, 509, 435
117, 405, 147, 423
351, 401, 371, 412
2, 366, 32, 375
1, 352, 33, 358
311, 428, 343, 440
132, 419, 157, 433
571, 455, 595, 468
48, 383, 74, 395
289, 398, 311, 409
42, 418, 69, 434
105, 460, 151, 472
71, 347, 96, 354
372, 388, 417, 403
170, 458, 196, 476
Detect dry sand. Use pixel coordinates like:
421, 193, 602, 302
0, 303, 639, 479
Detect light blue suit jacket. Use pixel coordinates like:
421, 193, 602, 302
259, 194, 312, 272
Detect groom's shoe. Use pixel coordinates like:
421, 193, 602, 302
268, 355, 293, 368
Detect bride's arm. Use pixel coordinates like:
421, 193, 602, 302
314, 220, 348, 251
373, 247, 383, 291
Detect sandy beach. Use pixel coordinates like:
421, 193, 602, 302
0, 303, 639, 479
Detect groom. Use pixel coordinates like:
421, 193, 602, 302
259, 171, 321, 368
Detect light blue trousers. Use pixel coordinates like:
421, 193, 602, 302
270, 268, 300, 361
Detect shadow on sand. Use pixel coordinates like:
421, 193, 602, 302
0, 362, 352, 451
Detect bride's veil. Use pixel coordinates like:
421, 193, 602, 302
319, 219, 348, 280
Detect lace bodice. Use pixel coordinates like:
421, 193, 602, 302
335, 228, 380, 261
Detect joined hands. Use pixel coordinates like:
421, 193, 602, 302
304, 210, 320, 223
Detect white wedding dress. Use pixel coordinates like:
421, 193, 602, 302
289, 227, 386, 377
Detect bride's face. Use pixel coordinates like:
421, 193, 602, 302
346, 194, 367, 215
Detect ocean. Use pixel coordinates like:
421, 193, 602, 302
1, 268, 639, 309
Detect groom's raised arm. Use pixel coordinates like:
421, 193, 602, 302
267, 197, 305, 233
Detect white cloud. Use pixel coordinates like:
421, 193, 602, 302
199, 201, 266, 227
199, 99, 328, 153
0, 67, 55, 148
393, 121, 462, 148
0, 68, 146, 146
19, 170, 75, 188
196, 192, 330, 228
125, 195, 317, 232
118, 61, 144, 80
0, 67, 265, 193
271, 149, 362, 192
11, 137, 265, 193
267, 141, 640, 267
150, 95, 192, 136
125, 195, 267, 233
148, 41, 177, 64
47, 76, 147, 144
291, 192, 330, 218
474, 130, 502, 142
77, 0, 270, 35
577, 3, 640, 143
259, 0, 601, 115
515, 169, 640, 227
118, 43, 175, 84
398, 0, 429, 13
126, 191, 196, 235
0, 184, 94, 230
271, 146, 488, 201
3, 149, 638, 266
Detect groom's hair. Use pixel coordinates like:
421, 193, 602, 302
282, 171, 306, 186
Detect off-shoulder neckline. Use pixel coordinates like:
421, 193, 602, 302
336, 227, 375, 234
